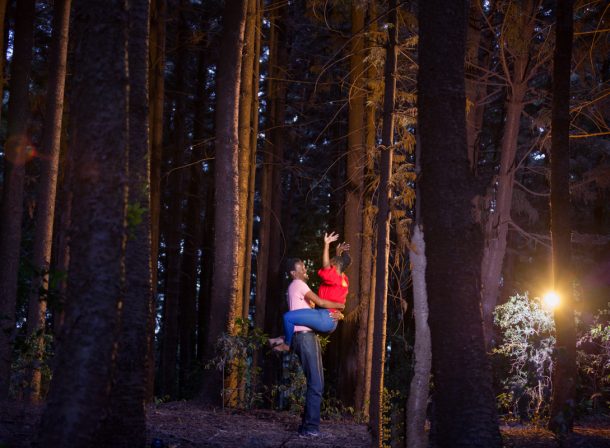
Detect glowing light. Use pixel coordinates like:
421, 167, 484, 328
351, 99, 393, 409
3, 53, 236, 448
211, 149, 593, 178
542, 291, 560, 309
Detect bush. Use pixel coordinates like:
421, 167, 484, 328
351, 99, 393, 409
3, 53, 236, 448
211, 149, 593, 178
493, 293, 555, 421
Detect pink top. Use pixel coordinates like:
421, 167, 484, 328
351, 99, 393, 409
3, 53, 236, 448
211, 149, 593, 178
287, 278, 313, 332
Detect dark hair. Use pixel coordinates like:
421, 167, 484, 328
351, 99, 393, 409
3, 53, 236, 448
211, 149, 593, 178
331, 253, 352, 272
285, 258, 302, 275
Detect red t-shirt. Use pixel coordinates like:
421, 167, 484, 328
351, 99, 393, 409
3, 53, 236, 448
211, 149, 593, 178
317, 266, 349, 312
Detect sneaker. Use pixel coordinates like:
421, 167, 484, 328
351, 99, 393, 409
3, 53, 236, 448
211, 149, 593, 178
298, 430, 321, 438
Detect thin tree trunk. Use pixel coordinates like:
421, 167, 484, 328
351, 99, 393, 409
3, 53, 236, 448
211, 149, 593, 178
406, 225, 431, 448
369, 1, 397, 444
355, 5, 379, 417
147, 0, 167, 402
25, 0, 71, 403
200, 0, 247, 406
254, 2, 276, 332
101, 0, 151, 444
418, 0, 502, 445
38, 0, 130, 444
263, 0, 288, 345
236, 0, 258, 324
548, 0, 576, 435
242, 0, 261, 324
0, 0, 36, 399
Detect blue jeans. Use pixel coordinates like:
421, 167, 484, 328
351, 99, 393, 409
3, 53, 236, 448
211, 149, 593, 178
283, 308, 338, 345
292, 331, 324, 433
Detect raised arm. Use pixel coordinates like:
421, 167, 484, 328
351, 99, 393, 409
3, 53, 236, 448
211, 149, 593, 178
323, 231, 339, 268
305, 290, 345, 310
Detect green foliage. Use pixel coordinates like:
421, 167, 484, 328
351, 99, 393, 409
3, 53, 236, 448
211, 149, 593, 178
11, 330, 54, 399
576, 307, 610, 414
494, 294, 610, 422
206, 318, 268, 409
381, 388, 402, 448
126, 201, 147, 238
493, 293, 555, 421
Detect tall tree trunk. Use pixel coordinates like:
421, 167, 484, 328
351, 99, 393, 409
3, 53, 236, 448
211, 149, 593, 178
236, 0, 258, 324
25, 0, 71, 403
338, 1, 366, 406
263, 0, 288, 345
480, 0, 537, 348
548, 0, 576, 435
369, 1, 397, 443
200, 0, 247, 406
355, 5, 379, 417
100, 0, 151, 444
418, 0, 502, 446
38, 0, 130, 444
0, 0, 35, 399
147, 0, 167, 402
242, 0, 261, 324
159, 2, 189, 399
254, 0, 277, 333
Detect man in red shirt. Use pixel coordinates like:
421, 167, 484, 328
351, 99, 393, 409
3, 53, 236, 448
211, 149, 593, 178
269, 232, 351, 351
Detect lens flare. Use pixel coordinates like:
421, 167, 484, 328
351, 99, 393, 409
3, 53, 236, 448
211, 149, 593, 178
543, 291, 560, 309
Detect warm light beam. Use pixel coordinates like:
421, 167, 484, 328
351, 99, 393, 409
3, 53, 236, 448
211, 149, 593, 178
543, 291, 560, 309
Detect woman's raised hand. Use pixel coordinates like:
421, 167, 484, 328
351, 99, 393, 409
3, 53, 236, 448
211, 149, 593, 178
324, 231, 339, 245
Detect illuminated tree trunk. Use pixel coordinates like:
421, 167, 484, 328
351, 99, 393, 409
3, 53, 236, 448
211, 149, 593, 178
0, 0, 35, 399
548, 0, 576, 435
369, 1, 397, 443
38, 0, 130, 444
418, 0, 502, 446
200, 0, 247, 405
406, 224, 431, 448
25, 0, 71, 402
356, 5, 379, 417
338, 1, 366, 406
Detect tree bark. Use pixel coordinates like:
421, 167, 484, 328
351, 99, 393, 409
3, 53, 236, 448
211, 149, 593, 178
480, 0, 537, 348
418, 0, 502, 446
25, 0, 71, 403
338, 1, 366, 406
100, 0, 151, 444
159, 2, 189, 399
200, 0, 247, 406
38, 0, 130, 444
548, 0, 577, 435
355, 5, 379, 417
369, 1, 397, 443
406, 225, 431, 448
0, 0, 36, 399
147, 0, 167, 402
236, 0, 258, 324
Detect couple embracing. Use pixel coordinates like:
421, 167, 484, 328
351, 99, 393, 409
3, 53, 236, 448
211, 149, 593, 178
269, 231, 351, 438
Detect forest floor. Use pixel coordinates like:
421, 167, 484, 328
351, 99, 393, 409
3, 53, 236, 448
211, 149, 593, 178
1, 400, 610, 447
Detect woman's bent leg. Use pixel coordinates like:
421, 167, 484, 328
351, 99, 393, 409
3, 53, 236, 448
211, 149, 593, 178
283, 309, 337, 345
